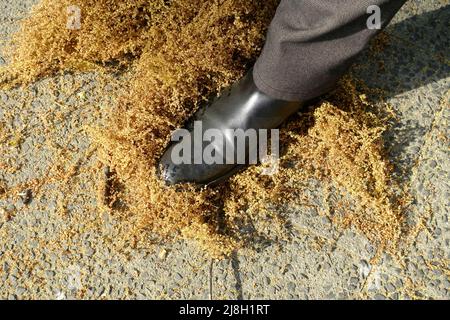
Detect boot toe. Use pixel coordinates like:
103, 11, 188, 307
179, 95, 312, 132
158, 146, 190, 185
158, 144, 237, 186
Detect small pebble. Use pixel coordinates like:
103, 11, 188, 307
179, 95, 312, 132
19, 189, 32, 205
349, 277, 359, 288
325, 293, 336, 299
85, 247, 95, 257
16, 287, 26, 296
2, 261, 10, 273
386, 283, 396, 292
287, 282, 296, 291
158, 249, 167, 260
45, 270, 56, 277
174, 273, 183, 281
374, 294, 386, 300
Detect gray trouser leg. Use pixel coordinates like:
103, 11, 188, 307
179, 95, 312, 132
253, 0, 407, 101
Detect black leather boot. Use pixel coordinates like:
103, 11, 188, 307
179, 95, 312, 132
158, 69, 302, 186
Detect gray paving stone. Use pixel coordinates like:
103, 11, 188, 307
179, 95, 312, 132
388, 3, 450, 59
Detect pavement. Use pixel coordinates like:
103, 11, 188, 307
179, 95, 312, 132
0, 0, 449, 299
